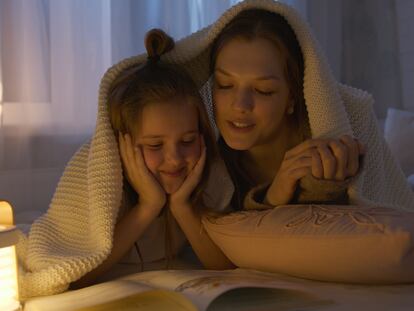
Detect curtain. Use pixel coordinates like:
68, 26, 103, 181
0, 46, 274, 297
395, 0, 414, 113
307, 0, 413, 119
0, 0, 240, 214
2, 0, 409, 214
341, 0, 403, 119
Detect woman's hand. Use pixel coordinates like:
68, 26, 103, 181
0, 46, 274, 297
119, 134, 166, 213
169, 137, 206, 210
265, 135, 364, 206
310, 135, 364, 181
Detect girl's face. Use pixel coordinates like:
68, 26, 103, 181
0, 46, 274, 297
135, 100, 201, 194
213, 37, 292, 151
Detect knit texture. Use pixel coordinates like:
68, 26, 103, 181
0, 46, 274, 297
16, 0, 414, 299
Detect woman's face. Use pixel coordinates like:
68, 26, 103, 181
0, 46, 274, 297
135, 100, 201, 194
213, 37, 292, 151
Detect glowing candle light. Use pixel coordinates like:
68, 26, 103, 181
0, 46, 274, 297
0, 202, 21, 311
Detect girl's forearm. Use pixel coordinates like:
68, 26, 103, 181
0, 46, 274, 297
71, 203, 159, 288
170, 203, 235, 270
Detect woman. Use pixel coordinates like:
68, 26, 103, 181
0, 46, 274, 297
198, 0, 413, 212
210, 9, 364, 210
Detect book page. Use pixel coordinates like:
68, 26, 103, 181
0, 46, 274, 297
24, 269, 331, 311
121, 268, 332, 311
23, 279, 155, 311
23, 268, 414, 311
74, 290, 197, 311
207, 287, 332, 311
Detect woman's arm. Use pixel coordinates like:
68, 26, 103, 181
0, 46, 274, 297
265, 136, 364, 206
71, 203, 160, 289
170, 203, 235, 270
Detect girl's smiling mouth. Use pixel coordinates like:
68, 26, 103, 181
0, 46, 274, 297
160, 167, 186, 177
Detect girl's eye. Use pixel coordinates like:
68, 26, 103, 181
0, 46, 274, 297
146, 144, 162, 150
181, 138, 196, 145
255, 89, 274, 96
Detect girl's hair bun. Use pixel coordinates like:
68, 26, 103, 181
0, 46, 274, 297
145, 29, 174, 60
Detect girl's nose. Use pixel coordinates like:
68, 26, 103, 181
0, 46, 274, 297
232, 88, 254, 112
164, 146, 184, 166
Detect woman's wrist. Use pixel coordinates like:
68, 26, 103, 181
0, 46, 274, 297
265, 182, 290, 206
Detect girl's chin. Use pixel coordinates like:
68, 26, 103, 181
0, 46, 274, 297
161, 179, 185, 194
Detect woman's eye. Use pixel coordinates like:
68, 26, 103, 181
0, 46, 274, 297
217, 83, 233, 90
255, 89, 274, 96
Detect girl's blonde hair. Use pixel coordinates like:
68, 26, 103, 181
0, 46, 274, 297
108, 29, 217, 269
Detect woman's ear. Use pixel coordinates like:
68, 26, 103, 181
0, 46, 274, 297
286, 99, 295, 115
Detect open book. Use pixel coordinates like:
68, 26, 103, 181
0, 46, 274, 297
24, 269, 333, 311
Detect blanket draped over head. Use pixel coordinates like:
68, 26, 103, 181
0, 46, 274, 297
16, 0, 414, 299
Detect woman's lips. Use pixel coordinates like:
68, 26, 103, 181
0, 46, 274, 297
227, 120, 255, 133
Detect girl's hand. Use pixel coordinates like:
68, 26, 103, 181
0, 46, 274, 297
119, 134, 166, 212
169, 137, 206, 209
265, 135, 364, 206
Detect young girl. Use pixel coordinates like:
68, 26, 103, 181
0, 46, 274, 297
71, 29, 234, 287
17, 29, 234, 299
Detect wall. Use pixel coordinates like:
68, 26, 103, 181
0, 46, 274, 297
396, 0, 414, 111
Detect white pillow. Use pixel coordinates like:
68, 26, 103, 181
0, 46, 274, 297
203, 204, 414, 284
384, 108, 414, 176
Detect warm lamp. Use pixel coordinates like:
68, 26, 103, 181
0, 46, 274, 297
0, 201, 21, 311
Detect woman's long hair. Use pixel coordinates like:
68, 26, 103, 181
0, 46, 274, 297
210, 9, 310, 210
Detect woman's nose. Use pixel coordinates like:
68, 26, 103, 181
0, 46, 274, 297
232, 88, 254, 112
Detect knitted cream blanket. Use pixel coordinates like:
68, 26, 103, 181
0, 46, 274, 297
16, 0, 414, 299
